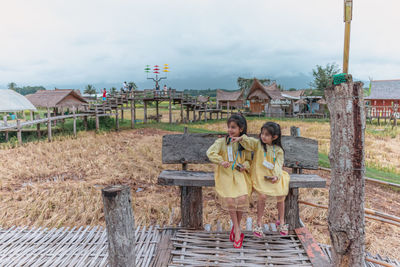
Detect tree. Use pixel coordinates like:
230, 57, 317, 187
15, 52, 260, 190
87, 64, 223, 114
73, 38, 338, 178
310, 63, 340, 90
110, 87, 117, 94
237, 77, 272, 97
84, 84, 96, 96
8, 82, 17, 90
128, 82, 137, 91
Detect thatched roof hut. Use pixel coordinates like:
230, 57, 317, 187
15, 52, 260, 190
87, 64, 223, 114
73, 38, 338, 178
26, 89, 88, 109
216, 90, 244, 108
246, 79, 282, 113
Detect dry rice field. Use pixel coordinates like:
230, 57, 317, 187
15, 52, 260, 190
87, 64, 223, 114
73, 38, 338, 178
0, 122, 399, 259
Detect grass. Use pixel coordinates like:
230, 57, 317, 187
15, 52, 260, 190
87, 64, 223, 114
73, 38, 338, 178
319, 152, 400, 184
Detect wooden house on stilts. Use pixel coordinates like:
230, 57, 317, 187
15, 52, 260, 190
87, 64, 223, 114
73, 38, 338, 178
247, 78, 282, 114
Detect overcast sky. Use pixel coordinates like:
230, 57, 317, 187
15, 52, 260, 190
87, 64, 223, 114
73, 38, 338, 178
0, 0, 399, 90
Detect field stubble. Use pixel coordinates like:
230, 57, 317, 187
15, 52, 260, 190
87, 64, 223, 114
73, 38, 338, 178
0, 127, 399, 259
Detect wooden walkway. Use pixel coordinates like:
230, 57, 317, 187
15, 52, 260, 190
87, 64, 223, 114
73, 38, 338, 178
0, 225, 398, 266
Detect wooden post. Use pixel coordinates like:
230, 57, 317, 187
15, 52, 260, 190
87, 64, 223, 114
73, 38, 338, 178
193, 108, 196, 122
73, 106, 77, 138
102, 185, 136, 267
47, 108, 52, 142
121, 105, 124, 121
169, 92, 172, 124
144, 101, 148, 123
3, 116, 8, 142
326, 81, 365, 266
36, 114, 41, 139
130, 99, 135, 129
285, 126, 302, 230
156, 101, 160, 122
227, 101, 230, 116
95, 106, 99, 132
116, 112, 120, 131
186, 105, 190, 123
30, 110, 33, 121
204, 104, 207, 122
180, 129, 203, 229
180, 99, 184, 123
17, 119, 22, 144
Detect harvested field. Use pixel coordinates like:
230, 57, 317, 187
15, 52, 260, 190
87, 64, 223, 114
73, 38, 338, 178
192, 119, 400, 174
0, 126, 399, 259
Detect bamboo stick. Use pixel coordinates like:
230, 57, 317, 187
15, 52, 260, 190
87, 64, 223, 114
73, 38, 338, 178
298, 200, 400, 227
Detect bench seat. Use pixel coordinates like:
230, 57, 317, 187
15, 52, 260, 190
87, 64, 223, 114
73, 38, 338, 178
159, 170, 326, 188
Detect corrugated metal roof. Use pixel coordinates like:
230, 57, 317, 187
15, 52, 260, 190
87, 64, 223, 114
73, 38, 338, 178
365, 80, 400, 100
0, 89, 37, 112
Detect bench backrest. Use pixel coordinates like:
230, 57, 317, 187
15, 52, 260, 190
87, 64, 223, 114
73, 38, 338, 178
162, 133, 318, 169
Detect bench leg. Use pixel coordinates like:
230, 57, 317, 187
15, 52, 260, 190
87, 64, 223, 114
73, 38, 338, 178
284, 188, 301, 230
180, 186, 203, 229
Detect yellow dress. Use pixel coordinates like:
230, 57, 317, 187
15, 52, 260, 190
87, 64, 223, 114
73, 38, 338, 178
240, 135, 290, 201
206, 138, 252, 212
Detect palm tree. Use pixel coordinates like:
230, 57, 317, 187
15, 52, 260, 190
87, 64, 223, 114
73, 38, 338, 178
8, 82, 17, 90
84, 84, 96, 96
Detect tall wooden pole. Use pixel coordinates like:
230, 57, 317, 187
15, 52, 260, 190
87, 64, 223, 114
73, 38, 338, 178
72, 106, 77, 138
326, 81, 365, 266
343, 0, 352, 73
130, 99, 135, 129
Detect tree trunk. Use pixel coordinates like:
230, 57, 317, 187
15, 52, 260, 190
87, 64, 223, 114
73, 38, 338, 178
326, 81, 366, 267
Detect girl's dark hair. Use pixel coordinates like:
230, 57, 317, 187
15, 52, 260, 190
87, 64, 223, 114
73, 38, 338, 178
226, 114, 247, 152
259, 122, 284, 153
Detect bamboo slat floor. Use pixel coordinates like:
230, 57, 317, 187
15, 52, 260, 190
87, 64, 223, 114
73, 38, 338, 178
0, 225, 398, 267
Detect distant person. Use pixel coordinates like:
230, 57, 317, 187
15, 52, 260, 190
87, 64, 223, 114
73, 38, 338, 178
155, 83, 160, 91
163, 84, 167, 92
102, 88, 107, 101
123, 81, 128, 91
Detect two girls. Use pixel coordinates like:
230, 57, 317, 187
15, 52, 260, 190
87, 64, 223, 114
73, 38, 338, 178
207, 115, 289, 248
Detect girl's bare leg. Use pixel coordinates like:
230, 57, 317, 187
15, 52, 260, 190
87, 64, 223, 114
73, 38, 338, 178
277, 201, 285, 225
257, 194, 266, 227
229, 211, 241, 241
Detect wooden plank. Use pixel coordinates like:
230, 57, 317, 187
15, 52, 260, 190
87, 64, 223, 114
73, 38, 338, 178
162, 133, 318, 169
158, 170, 326, 188
295, 227, 331, 267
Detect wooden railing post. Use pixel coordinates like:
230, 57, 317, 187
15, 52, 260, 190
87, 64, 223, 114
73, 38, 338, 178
3, 116, 9, 142
47, 108, 52, 142
36, 114, 41, 139
285, 126, 302, 230
17, 119, 22, 144
72, 106, 77, 138
95, 106, 99, 132
102, 185, 136, 267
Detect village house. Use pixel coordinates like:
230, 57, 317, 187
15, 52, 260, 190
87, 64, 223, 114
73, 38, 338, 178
365, 79, 400, 118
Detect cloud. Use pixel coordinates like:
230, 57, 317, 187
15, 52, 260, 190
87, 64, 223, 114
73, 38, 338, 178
0, 0, 399, 89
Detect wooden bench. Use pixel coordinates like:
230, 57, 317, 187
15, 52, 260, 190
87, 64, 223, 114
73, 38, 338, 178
158, 130, 326, 230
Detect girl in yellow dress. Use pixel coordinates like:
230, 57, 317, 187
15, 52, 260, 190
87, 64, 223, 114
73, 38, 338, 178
206, 114, 252, 248
232, 121, 290, 236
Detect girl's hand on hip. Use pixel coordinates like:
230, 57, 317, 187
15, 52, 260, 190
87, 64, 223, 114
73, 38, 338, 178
220, 161, 230, 168
271, 176, 279, 183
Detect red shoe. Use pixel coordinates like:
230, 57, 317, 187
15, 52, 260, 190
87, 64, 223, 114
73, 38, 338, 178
229, 226, 235, 242
233, 233, 244, 249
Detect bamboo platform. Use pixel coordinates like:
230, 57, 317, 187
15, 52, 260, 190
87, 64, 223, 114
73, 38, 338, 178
0, 224, 398, 266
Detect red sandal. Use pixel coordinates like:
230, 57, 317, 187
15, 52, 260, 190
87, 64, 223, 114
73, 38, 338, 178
233, 233, 244, 249
229, 226, 235, 242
